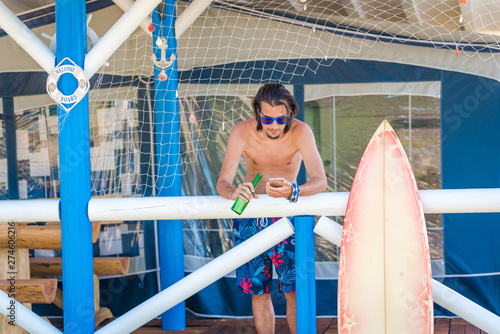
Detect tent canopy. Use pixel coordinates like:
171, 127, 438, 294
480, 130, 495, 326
1, 0, 500, 85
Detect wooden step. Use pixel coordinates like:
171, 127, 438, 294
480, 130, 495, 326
0, 222, 101, 250
30, 257, 130, 276
0, 278, 57, 304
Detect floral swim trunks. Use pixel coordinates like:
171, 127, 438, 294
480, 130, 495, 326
233, 216, 296, 295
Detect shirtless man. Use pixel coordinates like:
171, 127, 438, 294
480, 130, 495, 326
217, 83, 327, 333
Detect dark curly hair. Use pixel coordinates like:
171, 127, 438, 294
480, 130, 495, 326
252, 83, 298, 134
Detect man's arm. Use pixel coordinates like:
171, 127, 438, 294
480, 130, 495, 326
294, 122, 327, 196
216, 123, 257, 201
217, 126, 243, 199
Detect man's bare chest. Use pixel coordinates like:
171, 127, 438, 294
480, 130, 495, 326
244, 142, 299, 167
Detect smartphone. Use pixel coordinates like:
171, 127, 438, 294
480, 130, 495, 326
269, 177, 284, 187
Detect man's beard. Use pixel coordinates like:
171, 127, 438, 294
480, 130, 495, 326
266, 132, 280, 140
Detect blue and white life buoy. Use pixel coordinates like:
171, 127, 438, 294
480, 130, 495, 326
46, 57, 89, 112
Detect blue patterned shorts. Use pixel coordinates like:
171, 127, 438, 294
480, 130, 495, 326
233, 217, 296, 295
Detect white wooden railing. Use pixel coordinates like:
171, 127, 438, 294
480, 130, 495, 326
1, 189, 500, 333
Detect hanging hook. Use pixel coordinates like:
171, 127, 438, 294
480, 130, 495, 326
157, 0, 166, 20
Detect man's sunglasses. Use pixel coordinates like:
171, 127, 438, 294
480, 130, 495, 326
259, 110, 290, 125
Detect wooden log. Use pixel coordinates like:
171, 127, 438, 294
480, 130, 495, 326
94, 307, 113, 328
92, 257, 130, 276
91, 221, 101, 242
30, 257, 130, 276
0, 225, 60, 250
0, 279, 57, 304
93, 274, 99, 312
52, 287, 63, 311
0, 246, 30, 334
0, 222, 102, 249
95, 221, 124, 225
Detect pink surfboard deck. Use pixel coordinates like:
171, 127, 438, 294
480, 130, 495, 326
338, 120, 433, 333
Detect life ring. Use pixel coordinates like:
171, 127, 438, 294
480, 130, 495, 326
46, 57, 89, 112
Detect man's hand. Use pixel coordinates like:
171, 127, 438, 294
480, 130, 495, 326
265, 179, 293, 198
230, 182, 259, 202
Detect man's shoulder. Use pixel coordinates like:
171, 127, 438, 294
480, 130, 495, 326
290, 119, 313, 135
231, 119, 256, 135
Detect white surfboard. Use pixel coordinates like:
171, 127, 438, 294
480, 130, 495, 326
338, 120, 433, 333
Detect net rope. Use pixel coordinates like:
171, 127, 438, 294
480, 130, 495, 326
87, 0, 500, 198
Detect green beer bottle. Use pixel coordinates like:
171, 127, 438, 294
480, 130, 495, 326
231, 173, 263, 215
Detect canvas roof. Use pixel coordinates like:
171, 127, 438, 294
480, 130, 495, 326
1, 0, 500, 87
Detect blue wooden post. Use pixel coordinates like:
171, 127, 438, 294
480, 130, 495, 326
3, 96, 19, 200
152, 1, 185, 330
293, 85, 316, 332
55, 1, 94, 333
295, 215, 316, 333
